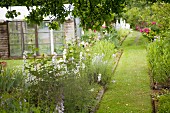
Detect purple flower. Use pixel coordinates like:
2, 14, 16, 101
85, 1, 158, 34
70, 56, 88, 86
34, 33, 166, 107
143, 28, 150, 34
140, 29, 143, 32
136, 26, 139, 30
151, 21, 156, 25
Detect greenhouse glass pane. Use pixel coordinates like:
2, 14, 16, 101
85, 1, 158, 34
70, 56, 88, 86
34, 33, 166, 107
39, 44, 51, 55
10, 45, 22, 56
24, 33, 35, 44
9, 34, 21, 44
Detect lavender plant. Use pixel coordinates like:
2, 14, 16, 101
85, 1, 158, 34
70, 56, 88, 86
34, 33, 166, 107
84, 40, 117, 87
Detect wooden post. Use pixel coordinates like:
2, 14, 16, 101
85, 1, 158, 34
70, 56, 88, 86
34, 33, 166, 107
21, 22, 25, 56
7, 21, 10, 57
35, 25, 39, 55
50, 29, 54, 55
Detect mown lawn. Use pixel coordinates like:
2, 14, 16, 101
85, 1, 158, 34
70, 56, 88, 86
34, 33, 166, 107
0, 59, 23, 69
97, 31, 152, 113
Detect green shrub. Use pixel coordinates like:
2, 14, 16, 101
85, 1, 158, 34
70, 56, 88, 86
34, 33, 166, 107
103, 28, 120, 47
103, 28, 130, 47
117, 28, 130, 39
147, 38, 170, 83
80, 30, 98, 46
90, 40, 117, 60
158, 94, 170, 113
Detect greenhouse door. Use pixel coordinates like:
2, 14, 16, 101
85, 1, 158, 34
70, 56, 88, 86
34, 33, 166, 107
8, 21, 37, 57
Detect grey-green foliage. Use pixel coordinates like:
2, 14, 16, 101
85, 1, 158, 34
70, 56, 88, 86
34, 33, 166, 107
90, 40, 116, 59
86, 40, 116, 86
147, 36, 170, 83
103, 28, 120, 47
63, 75, 98, 113
104, 28, 130, 47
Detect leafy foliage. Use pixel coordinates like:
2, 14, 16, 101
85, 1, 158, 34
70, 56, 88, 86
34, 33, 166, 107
0, 0, 126, 30
123, 2, 170, 30
0, 69, 25, 112
1, 0, 170, 30
158, 93, 170, 113
0, 69, 24, 93
147, 34, 170, 83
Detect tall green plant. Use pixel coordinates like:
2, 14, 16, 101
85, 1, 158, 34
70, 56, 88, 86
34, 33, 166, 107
0, 69, 26, 112
147, 37, 170, 83
158, 93, 170, 113
0, 69, 24, 94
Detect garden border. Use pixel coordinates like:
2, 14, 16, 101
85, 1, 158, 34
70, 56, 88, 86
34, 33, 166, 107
149, 69, 170, 113
90, 49, 124, 113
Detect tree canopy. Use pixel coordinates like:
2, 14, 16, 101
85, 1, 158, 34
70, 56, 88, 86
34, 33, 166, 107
0, 0, 169, 30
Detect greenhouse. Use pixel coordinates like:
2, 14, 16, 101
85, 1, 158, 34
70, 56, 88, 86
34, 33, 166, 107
0, 6, 81, 58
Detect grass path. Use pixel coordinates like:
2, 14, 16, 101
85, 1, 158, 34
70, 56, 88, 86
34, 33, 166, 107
97, 31, 152, 113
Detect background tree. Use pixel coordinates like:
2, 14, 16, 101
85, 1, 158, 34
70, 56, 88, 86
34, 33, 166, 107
0, 0, 169, 30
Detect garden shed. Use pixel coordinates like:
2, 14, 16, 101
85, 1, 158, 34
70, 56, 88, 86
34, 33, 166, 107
0, 6, 82, 58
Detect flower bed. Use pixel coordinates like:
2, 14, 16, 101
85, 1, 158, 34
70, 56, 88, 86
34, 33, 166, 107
0, 27, 130, 112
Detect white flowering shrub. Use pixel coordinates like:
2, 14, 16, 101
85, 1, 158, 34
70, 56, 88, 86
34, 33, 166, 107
19, 41, 99, 112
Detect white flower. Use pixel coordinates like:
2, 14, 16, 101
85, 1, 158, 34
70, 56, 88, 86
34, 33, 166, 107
112, 54, 116, 58
101, 53, 105, 57
24, 99, 27, 102
63, 49, 67, 55
84, 42, 89, 47
49, 71, 53, 74
57, 58, 64, 63
53, 52, 57, 56
80, 41, 85, 45
80, 52, 83, 58
23, 55, 26, 60
90, 88, 94, 92
33, 52, 36, 56
63, 54, 66, 62
86, 49, 89, 52
92, 54, 104, 64
112, 80, 116, 83
74, 69, 79, 74
97, 74, 102, 82
103, 61, 108, 64
23, 51, 28, 56
52, 55, 57, 63
82, 63, 86, 69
